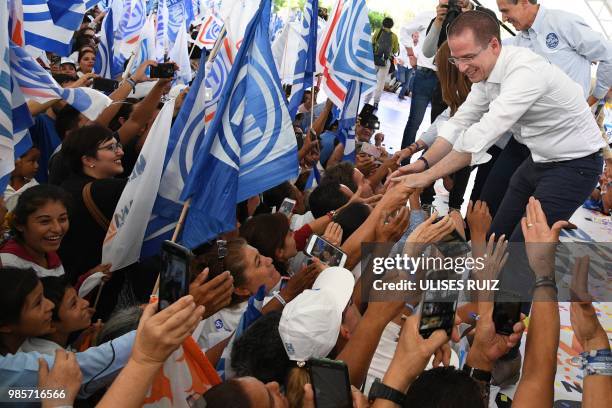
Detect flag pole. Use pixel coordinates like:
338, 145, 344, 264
150, 28, 227, 296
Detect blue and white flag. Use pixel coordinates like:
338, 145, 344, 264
179, 0, 298, 248
102, 94, 178, 271
269, 13, 285, 43
318, 0, 376, 107
193, 14, 223, 50
130, 14, 156, 75
167, 0, 191, 47
10, 42, 112, 121
287, 0, 318, 119
1, 0, 34, 193
140, 51, 209, 258
336, 80, 361, 162
155, 0, 169, 62
22, 0, 77, 55
47, 0, 88, 32
94, 4, 121, 78
305, 163, 321, 190
203, 29, 233, 127
115, 0, 145, 67
168, 25, 192, 84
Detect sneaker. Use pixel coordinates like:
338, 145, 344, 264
492, 351, 522, 387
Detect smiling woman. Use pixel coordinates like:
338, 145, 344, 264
0, 184, 71, 278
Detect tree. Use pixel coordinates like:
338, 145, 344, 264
369, 10, 385, 33
273, 0, 287, 13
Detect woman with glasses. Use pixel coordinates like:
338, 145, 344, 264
56, 125, 127, 320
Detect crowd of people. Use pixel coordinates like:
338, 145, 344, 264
0, 0, 611, 407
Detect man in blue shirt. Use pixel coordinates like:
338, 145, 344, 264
497, 0, 612, 105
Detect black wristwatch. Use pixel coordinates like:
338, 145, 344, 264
462, 364, 492, 383
368, 378, 406, 405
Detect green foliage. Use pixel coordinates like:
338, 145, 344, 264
369, 10, 385, 33
273, 0, 287, 13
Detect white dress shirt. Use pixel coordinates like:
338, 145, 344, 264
439, 46, 606, 165
413, 42, 437, 72
505, 6, 612, 99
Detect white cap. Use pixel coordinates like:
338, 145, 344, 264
279, 267, 355, 362
60, 57, 76, 67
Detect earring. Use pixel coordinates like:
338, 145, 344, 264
90, 164, 95, 168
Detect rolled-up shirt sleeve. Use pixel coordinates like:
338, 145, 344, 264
453, 65, 547, 165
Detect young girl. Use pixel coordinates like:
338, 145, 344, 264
0, 184, 70, 277
0, 266, 54, 355
19, 276, 94, 355
4, 147, 40, 212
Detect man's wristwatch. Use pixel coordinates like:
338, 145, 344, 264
368, 378, 406, 405
462, 364, 492, 383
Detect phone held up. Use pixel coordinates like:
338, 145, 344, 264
419, 269, 459, 339
158, 240, 192, 311
304, 234, 347, 268
309, 358, 352, 408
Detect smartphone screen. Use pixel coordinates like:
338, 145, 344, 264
432, 217, 471, 258
305, 235, 347, 268
159, 241, 191, 311
493, 291, 522, 335
278, 198, 296, 216
150, 63, 175, 78
309, 359, 352, 408
419, 270, 458, 339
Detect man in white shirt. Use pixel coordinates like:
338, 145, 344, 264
400, 11, 605, 242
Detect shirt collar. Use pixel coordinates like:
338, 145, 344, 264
528, 5, 546, 34
487, 47, 508, 84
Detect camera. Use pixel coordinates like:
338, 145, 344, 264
150, 63, 176, 79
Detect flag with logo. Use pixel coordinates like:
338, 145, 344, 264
287, 0, 318, 119
317, 0, 376, 107
47, 0, 89, 32
140, 51, 209, 258
130, 14, 156, 76
10, 42, 112, 120
94, 2, 121, 79
102, 96, 177, 271
22, 0, 78, 55
193, 14, 223, 50
203, 29, 233, 127
115, 0, 146, 68
219, 0, 259, 56
179, 0, 298, 249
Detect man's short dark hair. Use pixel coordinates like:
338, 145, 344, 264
322, 162, 357, 193
308, 181, 350, 218
382, 17, 394, 29
403, 367, 486, 408
447, 10, 501, 48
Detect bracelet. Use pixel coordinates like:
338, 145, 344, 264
125, 77, 137, 92
418, 156, 430, 170
533, 276, 558, 294
272, 291, 286, 307
462, 363, 492, 383
571, 349, 612, 377
326, 210, 336, 221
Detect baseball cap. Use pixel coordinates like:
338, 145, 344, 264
279, 267, 355, 362
60, 57, 76, 67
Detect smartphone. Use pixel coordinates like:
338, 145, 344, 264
432, 216, 471, 258
159, 241, 192, 311
305, 235, 347, 268
150, 62, 176, 78
360, 142, 381, 159
92, 77, 119, 94
419, 269, 459, 339
493, 291, 522, 336
278, 198, 296, 217
308, 358, 352, 408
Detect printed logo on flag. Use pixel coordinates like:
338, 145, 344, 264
196, 15, 223, 48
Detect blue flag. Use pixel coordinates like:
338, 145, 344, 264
336, 80, 361, 162
287, 0, 318, 119
94, 5, 121, 78
179, 0, 298, 249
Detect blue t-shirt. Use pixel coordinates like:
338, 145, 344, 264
29, 114, 62, 183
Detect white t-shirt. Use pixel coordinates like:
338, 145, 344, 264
413, 42, 437, 71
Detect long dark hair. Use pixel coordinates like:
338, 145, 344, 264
10, 184, 71, 243
436, 41, 472, 115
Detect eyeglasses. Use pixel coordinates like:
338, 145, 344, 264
447, 45, 488, 66
97, 141, 123, 152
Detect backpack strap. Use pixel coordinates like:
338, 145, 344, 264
82, 182, 110, 231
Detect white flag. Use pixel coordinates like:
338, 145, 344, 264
102, 95, 177, 271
